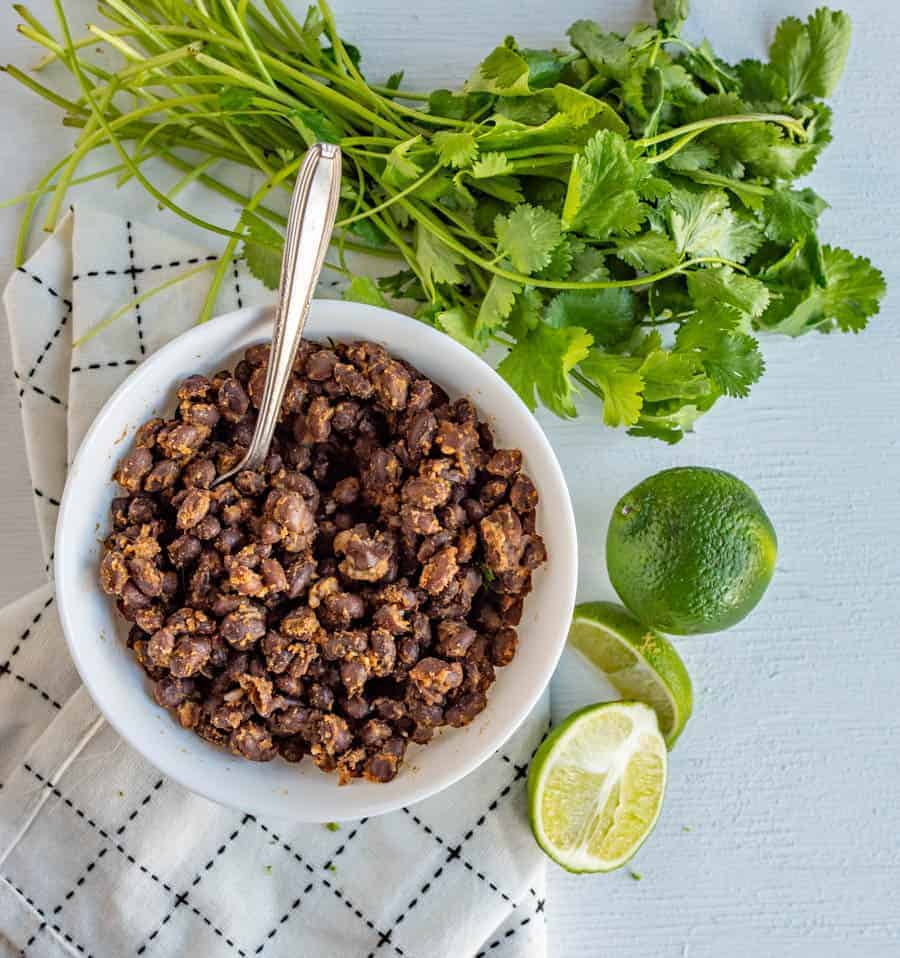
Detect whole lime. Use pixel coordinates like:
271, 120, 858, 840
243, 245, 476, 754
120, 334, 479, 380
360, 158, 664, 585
606, 467, 777, 635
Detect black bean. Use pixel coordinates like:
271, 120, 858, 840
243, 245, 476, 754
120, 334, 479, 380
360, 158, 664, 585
101, 339, 546, 786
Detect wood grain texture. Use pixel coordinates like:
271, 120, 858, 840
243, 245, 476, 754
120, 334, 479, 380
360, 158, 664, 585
0, 2, 898, 956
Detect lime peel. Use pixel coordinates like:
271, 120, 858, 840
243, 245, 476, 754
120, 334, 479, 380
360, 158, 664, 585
568, 600, 693, 747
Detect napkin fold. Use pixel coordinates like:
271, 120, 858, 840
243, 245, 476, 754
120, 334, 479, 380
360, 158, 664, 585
0, 205, 547, 957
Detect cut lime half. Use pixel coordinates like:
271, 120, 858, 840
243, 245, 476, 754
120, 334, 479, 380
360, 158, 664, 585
528, 701, 667, 873
569, 601, 693, 747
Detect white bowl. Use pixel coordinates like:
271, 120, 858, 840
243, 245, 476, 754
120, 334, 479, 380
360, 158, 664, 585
55, 301, 577, 821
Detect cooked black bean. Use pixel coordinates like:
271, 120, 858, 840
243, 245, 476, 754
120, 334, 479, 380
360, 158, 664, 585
100, 340, 546, 785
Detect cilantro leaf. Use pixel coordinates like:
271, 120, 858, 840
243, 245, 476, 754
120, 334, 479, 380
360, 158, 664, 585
816, 246, 885, 332
506, 287, 544, 338
291, 108, 342, 144
347, 216, 388, 249
545, 288, 636, 347
640, 348, 711, 403
681, 39, 739, 94
568, 247, 609, 282
614, 232, 679, 272
567, 21, 631, 80
762, 188, 828, 244
468, 45, 531, 95
552, 84, 627, 132
579, 352, 644, 426
677, 317, 765, 398
471, 153, 511, 178
687, 267, 771, 323
629, 401, 706, 443
666, 188, 762, 262
761, 245, 885, 336
464, 171, 524, 204
377, 268, 423, 300
697, 332, 764, 398
684, 170, 769, 211
218, 87, 255, 111
432, 130, 478, 168
531, 237, 573, 281
476, 275, 521, 334
659, 62, 704, 107
495, 204, 563, 274
620, 61, 660, 126
654, 0, 689, 35
736, 59, 788, 103
416, 224, 465, 287
437, 307, 487, 354
563, 130, 648, 239
296, 5, 325, 64
498, 323, 592, 417
241, 212, 283, 290
343, 275, 388, 308
496, 91, 557, 126
429, 89, 492, 120
769, 8, 851, 102
383, 137, 423, 188
522, 48, 570, 90
217, 86, 263, 126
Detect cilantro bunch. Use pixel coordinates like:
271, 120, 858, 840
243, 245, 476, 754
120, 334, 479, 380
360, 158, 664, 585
7, 0, 885, 440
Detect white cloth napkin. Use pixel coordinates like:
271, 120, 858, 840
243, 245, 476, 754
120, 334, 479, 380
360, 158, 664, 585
0, 205, 548, 958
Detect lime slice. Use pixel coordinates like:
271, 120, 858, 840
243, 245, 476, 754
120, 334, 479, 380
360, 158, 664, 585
568, 601, 693, 747
528, 701, 667, 873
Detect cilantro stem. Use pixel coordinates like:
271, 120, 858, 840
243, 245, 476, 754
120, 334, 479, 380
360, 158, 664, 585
12, 3, 54, 38
637, 112, 807, 148
502, 145, 580, 160
571, 369, 605, 399
508, 157, 572, 174
643, 129, 703, 165
44, 75, 118, 230
336, 163, 442, 228
689, 171, 773, 197
639, 316, 680, 327
221, 0, 275, 87
198, 152, 305, 324
114, 42, 203, 81
339, 136, 399, 149
15, 151, 77, 264
86, 24, 145, 62
1, 63, 87, 113
127, 22, 413, 137
0, 158, 134, 210
17, 23, 112, 84
48, 3, 252, 245
161, 155, 219, 205
369, 84, 430, 102
74, 260, 217, 346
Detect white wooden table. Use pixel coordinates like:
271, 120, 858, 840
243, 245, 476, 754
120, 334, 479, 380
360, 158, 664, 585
1, 2, 898, 955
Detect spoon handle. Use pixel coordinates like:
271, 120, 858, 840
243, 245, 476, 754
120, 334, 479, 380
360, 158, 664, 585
235, 143, 342, 474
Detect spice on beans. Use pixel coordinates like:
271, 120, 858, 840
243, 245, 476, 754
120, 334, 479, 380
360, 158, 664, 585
100, 340, 547, 784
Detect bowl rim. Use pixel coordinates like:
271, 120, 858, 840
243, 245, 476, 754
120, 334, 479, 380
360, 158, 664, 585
55, 300, 578, 819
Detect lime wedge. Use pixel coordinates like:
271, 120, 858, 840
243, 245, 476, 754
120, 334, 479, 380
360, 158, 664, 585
528, 701, 667, 873
568, 601, 693, 747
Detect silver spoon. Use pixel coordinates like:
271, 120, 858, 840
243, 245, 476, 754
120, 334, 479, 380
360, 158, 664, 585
214, 143, 342, 486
